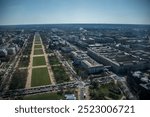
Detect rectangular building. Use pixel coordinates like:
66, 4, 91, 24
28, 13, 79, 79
88, 46, 148, 73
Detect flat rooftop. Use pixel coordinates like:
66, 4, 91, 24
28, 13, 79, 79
89, 46, 140, 65
131, 50, 150, 60
83, 57, 103, 68
72, 51, 88, 59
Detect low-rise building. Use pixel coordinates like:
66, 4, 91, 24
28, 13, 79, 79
88, 46, 148, 74
72, 51, 104, 74
72, 51, 88, 65
127, 71, 150, 99
81, 58, 104, 74
61, 47, 73, 53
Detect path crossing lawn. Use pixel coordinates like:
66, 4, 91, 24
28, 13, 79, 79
34, 42, 41, 44
34, 45, 42, 48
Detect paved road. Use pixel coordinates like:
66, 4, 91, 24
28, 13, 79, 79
25, 33, 35, 88
54, 50, 87, 100
1, 34, 135, 100
0, 81, 78, 99
26, 32, 56, 88
0, 37, 28, 93
40, 34, 56, 85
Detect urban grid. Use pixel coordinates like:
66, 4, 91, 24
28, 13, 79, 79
0, 24, 150, 100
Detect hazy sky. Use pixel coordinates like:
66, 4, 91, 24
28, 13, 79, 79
0, 0, 150, 25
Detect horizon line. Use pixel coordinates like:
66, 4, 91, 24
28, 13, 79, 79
0, 22, 150, 26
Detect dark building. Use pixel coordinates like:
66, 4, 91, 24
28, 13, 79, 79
127, 71, 150, 99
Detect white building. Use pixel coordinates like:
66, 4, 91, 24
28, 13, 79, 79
72, 51, 104, 74
81, 58, 104, 74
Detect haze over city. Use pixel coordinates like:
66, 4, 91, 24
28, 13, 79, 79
0, 0, 150, 100
0, 0, 150, 25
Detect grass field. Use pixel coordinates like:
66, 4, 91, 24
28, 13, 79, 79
34, 45, 42, 48
24, 93, 64, 100
34, 41, 41, 44
35, 35, 41, 41
33, 56, 46, 66
34, 49, 43, 55
31, 67, 50, 87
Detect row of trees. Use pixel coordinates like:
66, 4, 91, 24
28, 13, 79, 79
52, 65, 70, 83
89, 81, 122, 100
9, 69, 27, 90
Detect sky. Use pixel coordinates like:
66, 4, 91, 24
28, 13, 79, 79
0, 0, 150, 25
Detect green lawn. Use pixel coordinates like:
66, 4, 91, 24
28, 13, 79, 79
31, 67, 50, 87
33, 56, 46, 66
34, 41, 41, 44
34, 45, 42, 48
52, 65, 70, 83
34, 49, 43, 55
35, 35, 41, 41
24, 93, 64, 100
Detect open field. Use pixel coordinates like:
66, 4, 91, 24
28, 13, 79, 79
34, 45, 42, 48
35, 35, 41, 41
52, 65, 70, 83
33, 56, 46, 66
24, 92, 64, 100
34, 49, 43, 55
34, 40, 41, 44
31, 67, 50, 87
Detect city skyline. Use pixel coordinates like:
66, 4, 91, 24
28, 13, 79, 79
0, 0, 150, 25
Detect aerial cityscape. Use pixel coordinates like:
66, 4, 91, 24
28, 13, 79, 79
0, 0, 150, 100
0, 24, 150, 100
